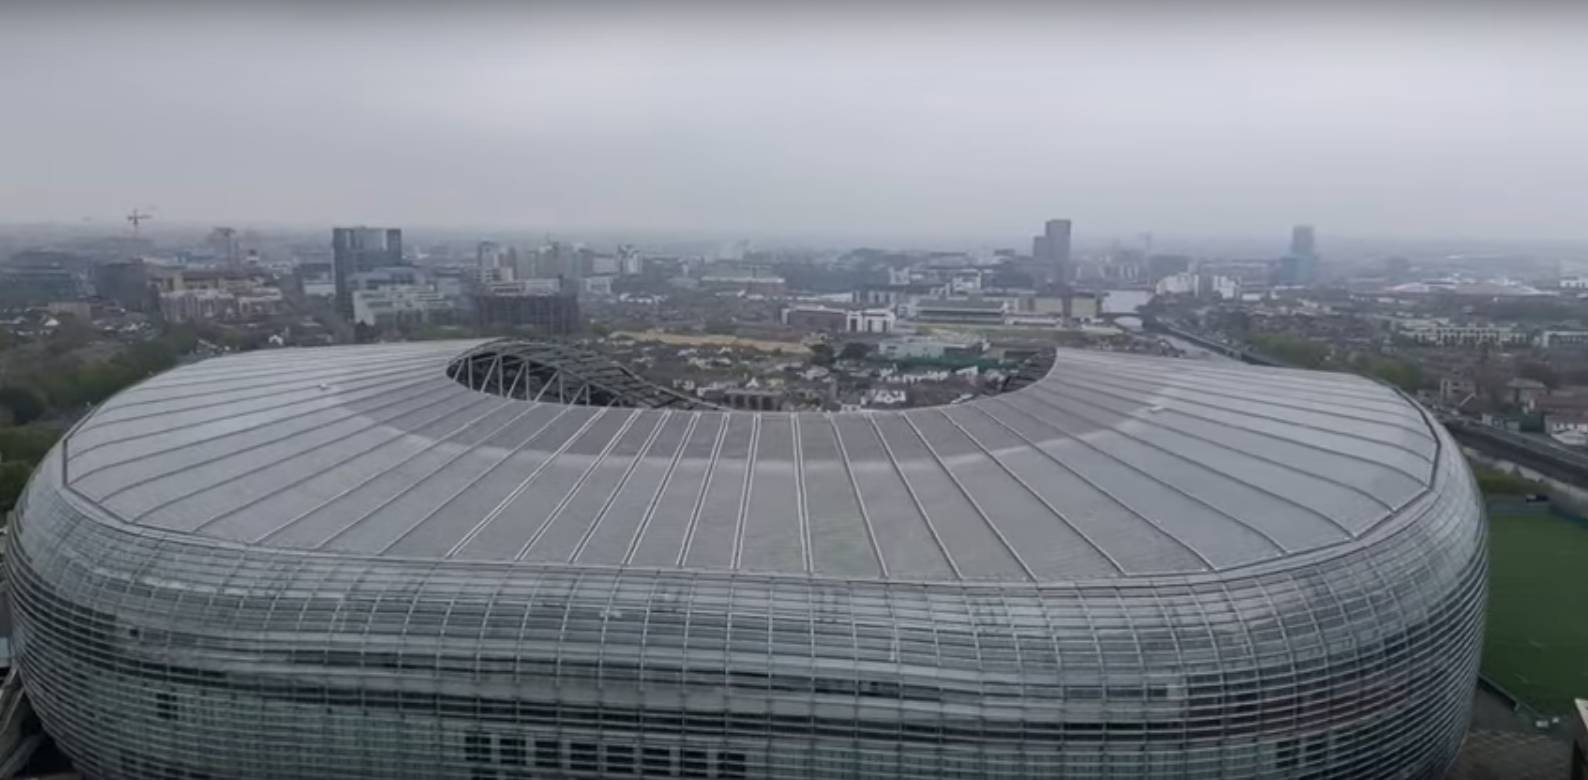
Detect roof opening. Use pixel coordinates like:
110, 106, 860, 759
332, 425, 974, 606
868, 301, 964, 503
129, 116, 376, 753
446, 340, 718, 409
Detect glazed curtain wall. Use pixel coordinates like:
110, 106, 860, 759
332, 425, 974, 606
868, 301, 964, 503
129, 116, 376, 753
6, 437, 1485, 780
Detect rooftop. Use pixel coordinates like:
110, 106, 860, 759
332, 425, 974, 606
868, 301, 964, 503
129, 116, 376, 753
59, 339, 1440, 583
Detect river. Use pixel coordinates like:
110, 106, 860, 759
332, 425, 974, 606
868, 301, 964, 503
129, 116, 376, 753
1101, 289, 1152, 315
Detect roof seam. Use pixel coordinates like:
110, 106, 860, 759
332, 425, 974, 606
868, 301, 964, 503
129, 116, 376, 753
514, 407, 641, 561
994, 392, 1359, 538
729, 414, 762, 572
289, 399, 539, 549
84, 354, 446, 420
896, 412, 1039, 581
372, 404, 577, 556
567, 411, 671, 563
1061, 359, 1435, 443
676, 414, 730, 567
940, 404, 1218, 572
142, 390, 491, 529
442, 407, 610, 557
969, 400, 1291, 556
76, 377, 451, 488
72, 366, 448, 457
620, 413, 699, 566
827, 415, 889, 579
1022, 381, 1396, 515
1034, 371, 1431, 483
791, 415, 813, 575
867, 414, 964, 581
1052, 369, 1436, 468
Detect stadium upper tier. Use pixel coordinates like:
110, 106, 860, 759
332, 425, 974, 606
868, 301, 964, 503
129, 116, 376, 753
61, 339, 1436, 581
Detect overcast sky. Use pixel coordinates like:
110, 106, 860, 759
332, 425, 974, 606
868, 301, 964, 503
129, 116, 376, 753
3, 2, 1586, 245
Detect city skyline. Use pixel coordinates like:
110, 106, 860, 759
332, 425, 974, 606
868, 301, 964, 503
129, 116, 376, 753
3, 3, 1587, 243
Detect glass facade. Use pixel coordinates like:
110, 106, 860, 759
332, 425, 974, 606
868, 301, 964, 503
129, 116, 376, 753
7, 422, 1485, 779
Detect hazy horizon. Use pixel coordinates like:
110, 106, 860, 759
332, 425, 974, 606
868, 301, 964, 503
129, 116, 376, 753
5, 2, 1587, 245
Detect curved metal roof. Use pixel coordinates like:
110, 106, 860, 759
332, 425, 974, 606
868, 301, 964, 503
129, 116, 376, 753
59, 339, 1439, 583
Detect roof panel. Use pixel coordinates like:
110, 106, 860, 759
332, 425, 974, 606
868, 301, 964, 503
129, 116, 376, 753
60, 340, 1441, 584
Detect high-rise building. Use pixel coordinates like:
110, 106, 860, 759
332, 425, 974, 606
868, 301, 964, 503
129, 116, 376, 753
1290, 224, 1317, 258
93, 258, 150, 311
1278, 224, 1319, 286
476, 241, 508, 283
1043, 218, 1072, 285
332, 226, 405, 319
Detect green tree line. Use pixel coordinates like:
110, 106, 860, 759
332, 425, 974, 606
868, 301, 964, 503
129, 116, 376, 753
0, 325, 200, 514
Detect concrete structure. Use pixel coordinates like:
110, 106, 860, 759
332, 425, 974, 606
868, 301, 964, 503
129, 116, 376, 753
7, 342, 1486, 779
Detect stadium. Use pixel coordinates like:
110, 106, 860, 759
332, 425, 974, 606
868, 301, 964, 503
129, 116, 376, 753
6, 339, 1486, 779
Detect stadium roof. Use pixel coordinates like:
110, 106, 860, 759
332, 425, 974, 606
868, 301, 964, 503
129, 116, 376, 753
59, 339, 1439, 583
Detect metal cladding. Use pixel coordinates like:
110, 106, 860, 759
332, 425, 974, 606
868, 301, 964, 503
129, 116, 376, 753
6, 340, 1487, 779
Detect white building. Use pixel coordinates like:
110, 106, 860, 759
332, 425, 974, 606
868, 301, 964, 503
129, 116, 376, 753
351, 288, 459, 328
878, 337, 978, 360
845, 308, 895, 334
159, 287, 285, 323
1399, 319, 1531, 347
1155, 272, 1196, 296
1539, 331, 1588, 348
1560, 276, 1588, 290
863, 388, 908, 407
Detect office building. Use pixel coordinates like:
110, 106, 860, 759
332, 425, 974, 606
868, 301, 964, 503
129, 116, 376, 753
475, 284, 581, 334
1290, 224, 1316, 257
1043, 218, 1072, 284
0, 265, 81, 308
1278, 225, 1319, 286
7, 341, 1485, 779
92, 258, 150, 311
332, 226, 404, 319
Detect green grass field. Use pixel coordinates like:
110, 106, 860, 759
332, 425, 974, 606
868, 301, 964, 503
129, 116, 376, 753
1482, 507, 1588, 715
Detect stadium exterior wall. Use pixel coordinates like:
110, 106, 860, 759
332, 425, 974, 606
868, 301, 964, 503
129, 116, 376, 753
4, 345, 1486, 780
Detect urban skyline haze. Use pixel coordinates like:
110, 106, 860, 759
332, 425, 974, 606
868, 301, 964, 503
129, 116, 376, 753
3, 2, 1586, 245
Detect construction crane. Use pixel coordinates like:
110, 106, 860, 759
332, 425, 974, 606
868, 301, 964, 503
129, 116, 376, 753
126, 209, 154, 235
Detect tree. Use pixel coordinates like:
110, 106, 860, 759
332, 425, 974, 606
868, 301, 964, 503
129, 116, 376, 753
46, 315, 96, 351
1518, 360, 1560, 389
0, 386, 45, 425
838, 342, 872, 362
1247, 333, 1328, 369
809, 343, 835, 368
0, 425, 63, 465
0, 461, 32, 513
